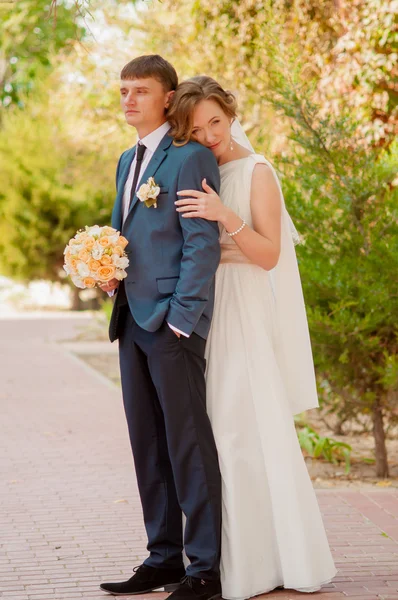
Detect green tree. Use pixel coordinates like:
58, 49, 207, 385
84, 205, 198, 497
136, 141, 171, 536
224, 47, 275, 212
265, 43, 397, 478
0, 1, 136, 290
0, 0, 85, 109
0, 68, 125, 283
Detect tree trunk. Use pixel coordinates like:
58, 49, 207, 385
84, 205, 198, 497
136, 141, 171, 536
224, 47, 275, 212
71, 287, 81, 311
373, 399, 389, 478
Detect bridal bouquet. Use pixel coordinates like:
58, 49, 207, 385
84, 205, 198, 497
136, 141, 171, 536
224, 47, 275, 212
63, 225, 129, 289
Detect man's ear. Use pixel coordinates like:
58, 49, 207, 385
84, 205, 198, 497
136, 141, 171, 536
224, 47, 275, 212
165, 89, 175, 109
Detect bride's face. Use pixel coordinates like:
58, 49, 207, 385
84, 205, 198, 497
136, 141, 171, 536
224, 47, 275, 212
191, 99, 231, 158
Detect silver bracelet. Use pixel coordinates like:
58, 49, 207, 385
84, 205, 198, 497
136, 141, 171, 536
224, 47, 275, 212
226, 219, 246, 237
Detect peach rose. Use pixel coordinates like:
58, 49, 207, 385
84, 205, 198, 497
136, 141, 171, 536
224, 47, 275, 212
117, 235, 129, 249
83, 277, 96, 288
69, 258, 79, 273
88, 258, 101, 272
84, 237, 95, 250
78, 249, 90, 262
101, 226, 117, 236
98, 236, 109, 247
97, 265, 116, 282
112, 246, 124, 257
100, 255, 112, 266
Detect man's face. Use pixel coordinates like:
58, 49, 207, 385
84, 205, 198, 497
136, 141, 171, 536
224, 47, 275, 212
119, 77, 173, 133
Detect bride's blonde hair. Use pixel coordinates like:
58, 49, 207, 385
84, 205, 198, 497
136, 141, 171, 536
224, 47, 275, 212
168, 76, 237, 146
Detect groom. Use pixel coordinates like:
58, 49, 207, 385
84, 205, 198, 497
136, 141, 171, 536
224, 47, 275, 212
99, 55, 222, 600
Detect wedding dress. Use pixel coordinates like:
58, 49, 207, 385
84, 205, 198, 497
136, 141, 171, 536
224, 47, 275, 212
204, 154, 337, 599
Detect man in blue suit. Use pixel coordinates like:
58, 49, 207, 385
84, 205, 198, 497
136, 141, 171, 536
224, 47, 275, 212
100, 56, 222, 600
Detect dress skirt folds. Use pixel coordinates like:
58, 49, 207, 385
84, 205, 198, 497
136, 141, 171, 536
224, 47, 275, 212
204, 155, 337, 599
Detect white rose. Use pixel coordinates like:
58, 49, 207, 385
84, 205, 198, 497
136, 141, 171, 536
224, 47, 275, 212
77, 262, 90, 277
71, 274, 85, 289
148, 185, 160, 199
92, 244, 104, 260
137, 183, 150, 202
115, 269, 127, 281
112, 255, 129, 269
108, 233, 120, 245
87, 225, 102, 237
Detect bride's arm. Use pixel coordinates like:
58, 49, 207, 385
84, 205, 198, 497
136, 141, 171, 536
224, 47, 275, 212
221, 164, 282, 270
176, 164, 282, 271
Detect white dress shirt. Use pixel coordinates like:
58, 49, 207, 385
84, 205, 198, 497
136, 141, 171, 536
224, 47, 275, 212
113, 121, 188, 337
122, 121, 171, 224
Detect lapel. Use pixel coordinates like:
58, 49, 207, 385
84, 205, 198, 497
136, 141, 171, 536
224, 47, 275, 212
125, 132, 173, 221
112, 147, 136, 232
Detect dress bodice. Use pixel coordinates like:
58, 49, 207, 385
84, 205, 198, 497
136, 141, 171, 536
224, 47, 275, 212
218, 154, 266, 265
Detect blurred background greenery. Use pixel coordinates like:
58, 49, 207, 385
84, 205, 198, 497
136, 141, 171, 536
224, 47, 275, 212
0, 0, 397, 478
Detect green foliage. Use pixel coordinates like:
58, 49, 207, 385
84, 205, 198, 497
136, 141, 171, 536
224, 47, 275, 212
261, 35, 398, 461
268, 47, 398, 422
0, 79, 118, 281
0, 1, 137, 284
296, 424, 352, 474
101, 297, 114, 323
0, 0, 85, 108
138, 0, 397, 148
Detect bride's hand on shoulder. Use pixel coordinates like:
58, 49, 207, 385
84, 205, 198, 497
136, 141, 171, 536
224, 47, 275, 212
175, 179, 227, 222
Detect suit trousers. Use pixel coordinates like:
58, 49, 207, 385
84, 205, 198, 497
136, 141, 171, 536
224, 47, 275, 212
118, 307, 221, 580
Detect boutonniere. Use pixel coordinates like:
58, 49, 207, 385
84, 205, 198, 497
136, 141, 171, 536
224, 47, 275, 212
137, 177, 161, 209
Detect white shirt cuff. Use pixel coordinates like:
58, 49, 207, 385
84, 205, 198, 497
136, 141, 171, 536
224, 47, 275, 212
167, 322, 189, 338
107, 290, 116, 297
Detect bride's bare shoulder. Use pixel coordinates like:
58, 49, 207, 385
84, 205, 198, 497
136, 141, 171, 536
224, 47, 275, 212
248, 153, 272, 164
247, 154, 273, 175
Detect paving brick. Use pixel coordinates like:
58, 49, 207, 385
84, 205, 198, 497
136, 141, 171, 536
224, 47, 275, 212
1, 315, 398, 600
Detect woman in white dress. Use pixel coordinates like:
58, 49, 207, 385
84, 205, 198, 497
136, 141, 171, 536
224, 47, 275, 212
168, 77, 337, 599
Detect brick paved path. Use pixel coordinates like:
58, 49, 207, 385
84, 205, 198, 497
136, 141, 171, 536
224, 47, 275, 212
1, 315, 398, 600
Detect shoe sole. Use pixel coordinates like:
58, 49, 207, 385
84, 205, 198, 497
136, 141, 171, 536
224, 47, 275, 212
100, 583, 180, 595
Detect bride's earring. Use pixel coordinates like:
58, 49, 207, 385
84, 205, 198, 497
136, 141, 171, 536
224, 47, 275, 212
230, 120, 235, 151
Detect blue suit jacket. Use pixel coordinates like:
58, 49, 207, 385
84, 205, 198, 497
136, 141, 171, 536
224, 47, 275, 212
109, 131, 221, 342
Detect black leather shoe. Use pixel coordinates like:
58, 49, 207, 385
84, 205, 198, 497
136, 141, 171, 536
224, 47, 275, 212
100, 564, 186, 595
168, 576, 222, 600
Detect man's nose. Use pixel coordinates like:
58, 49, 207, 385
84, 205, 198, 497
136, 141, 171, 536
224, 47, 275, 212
125, 92, 136, 105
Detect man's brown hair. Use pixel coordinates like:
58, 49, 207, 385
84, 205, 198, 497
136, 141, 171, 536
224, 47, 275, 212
120, 55, 178, 92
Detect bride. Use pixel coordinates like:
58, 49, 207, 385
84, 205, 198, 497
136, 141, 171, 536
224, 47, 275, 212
167, 76, 337, 599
